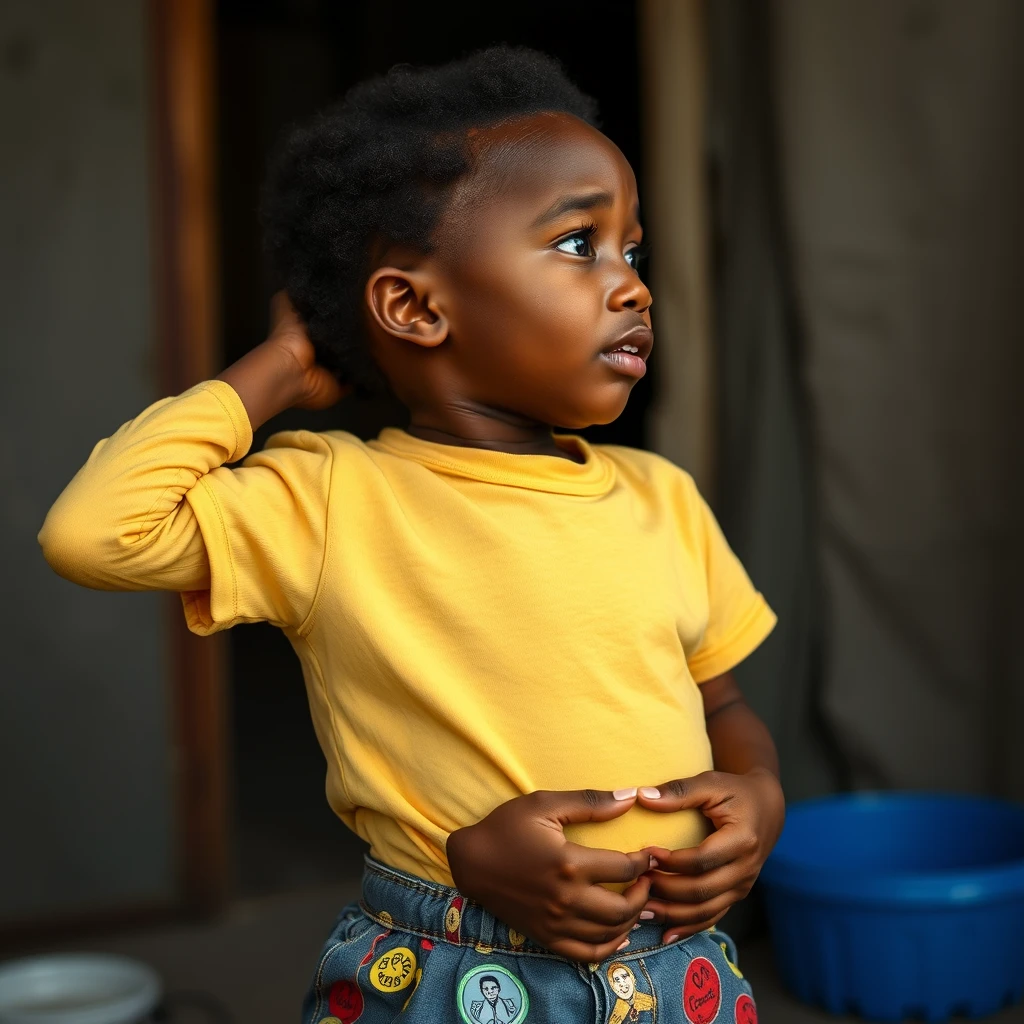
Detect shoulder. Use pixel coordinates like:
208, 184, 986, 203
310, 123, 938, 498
250, 427, 384, 476
593, 443, 703, 502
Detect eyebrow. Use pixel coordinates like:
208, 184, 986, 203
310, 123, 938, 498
531, 191, 642, 229
532, 190, 614, 227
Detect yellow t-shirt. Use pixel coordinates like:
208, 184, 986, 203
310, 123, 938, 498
40, 381, 776, 884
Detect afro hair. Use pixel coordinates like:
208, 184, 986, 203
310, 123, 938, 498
261, 45, 600, 395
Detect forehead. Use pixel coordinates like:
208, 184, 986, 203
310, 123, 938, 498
448, 112, 638, 225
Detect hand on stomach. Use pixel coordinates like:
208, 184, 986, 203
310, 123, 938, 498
563, 805, 712, 892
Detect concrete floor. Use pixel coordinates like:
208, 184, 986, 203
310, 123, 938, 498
6, 882, 1024, 1024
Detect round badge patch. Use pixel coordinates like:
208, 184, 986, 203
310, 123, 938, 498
446, 905, 462, 933
735, 994, 757, 1024
683, 956, 721, 1024
328, 980, 363, 1023
457, 963, 529, 1024
317, 1019, 341, 1024
369, 946, 417, 993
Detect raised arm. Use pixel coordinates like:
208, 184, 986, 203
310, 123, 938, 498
39, 295, 346, 628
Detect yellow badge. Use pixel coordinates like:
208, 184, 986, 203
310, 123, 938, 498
508, 927, 526, 948
474, 941, 493, 955
721, 941, 744, 979
377, 910, 393, 927
317, 1019, 342, 1024
445, 905, 461, 933
370, 946, 417, 992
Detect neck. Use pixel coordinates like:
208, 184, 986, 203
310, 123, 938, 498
406, 398, 579, 460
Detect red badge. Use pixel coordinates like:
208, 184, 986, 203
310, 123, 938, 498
328, 979, 364, 1023
734, 994, 757, 1024
420, 938, 434, 951
683, 956, 721, 1024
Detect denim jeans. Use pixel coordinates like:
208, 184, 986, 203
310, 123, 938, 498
302, 856, 757, 1024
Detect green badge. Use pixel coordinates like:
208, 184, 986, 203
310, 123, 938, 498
457, 962, 529, 1024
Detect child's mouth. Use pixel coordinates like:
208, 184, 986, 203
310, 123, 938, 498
600, 325, 653, 379
600, 348, 648, 378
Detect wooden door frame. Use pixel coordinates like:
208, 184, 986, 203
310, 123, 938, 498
151, 0, 230, 916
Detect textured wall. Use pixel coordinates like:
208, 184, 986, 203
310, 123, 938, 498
0, 1, 174, 920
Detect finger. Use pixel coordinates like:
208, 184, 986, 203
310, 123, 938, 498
568, 874, 652, 927
663, 908, 730, 945
563, 841, 656, 886
270, 289, 299, 326
643, 825, 755, 876
640, 891, 739, 929
636, 771, 730, 813
545, 932, 639, 964
646, 864, 750, 905
534, 787, 639, 827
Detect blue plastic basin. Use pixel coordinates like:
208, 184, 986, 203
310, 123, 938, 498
759, 793, 1024, 1022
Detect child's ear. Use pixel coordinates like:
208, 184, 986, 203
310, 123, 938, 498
365, 266, 448, 348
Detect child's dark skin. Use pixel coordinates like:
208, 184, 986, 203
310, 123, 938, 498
218, 112, 785, 964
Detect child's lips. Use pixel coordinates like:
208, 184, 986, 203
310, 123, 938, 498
600, 324, 653, 378
600, 350, 648, 378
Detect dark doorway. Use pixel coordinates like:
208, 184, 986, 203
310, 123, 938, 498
215, 0, 649, 894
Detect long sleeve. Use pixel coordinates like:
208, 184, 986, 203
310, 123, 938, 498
39, 379, 334, 633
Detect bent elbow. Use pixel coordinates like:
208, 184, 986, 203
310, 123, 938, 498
38, 503, 108, 586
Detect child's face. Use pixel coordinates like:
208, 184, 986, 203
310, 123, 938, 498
370, 112, 653, 434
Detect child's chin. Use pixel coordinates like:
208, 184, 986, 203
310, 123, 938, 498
552, 398, 631, 432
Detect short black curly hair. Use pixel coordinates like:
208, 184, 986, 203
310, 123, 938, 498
261, 45, 600, 395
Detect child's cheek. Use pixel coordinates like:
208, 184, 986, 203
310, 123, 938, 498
563, 806, 713, 892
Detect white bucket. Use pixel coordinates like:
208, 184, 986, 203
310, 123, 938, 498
0, 955, 162, 1024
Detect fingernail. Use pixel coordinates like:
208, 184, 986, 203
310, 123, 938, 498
613, 788, 638, 800
649, 855, 659, 869
666, 933, 681, 944
640, 911, 655, 920
616, 939, 630, 950
632, 923, 641, 930
639, 787, 661, 799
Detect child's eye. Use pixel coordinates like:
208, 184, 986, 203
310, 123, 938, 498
625, 244, 649, 271
554, 231, 596, 258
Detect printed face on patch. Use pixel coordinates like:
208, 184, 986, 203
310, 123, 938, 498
610, 966, 635, 1001
604, 960, 656, 1024
457, 962, 529, 1024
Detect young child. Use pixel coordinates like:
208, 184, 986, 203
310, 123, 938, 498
40, 46, 783, 1024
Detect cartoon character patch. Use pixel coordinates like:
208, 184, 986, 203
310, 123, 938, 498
369, 946, 417, 993
734, 993, 757, 1024
457, 962, 529, 1024
682, 956, 721, 1024
326, 979, 364, 1023
605, 960, 657, 1023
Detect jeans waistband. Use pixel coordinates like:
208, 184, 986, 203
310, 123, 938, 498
358, 855, 673, 959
